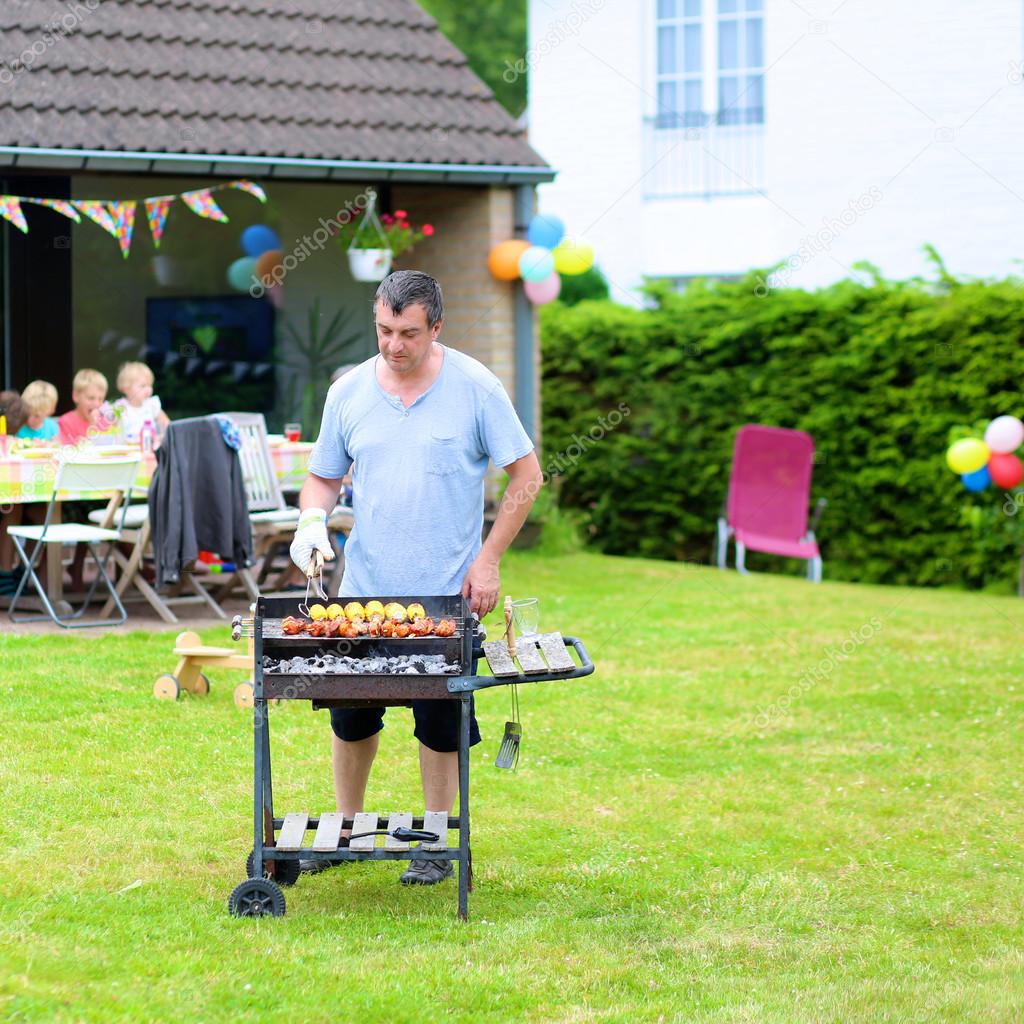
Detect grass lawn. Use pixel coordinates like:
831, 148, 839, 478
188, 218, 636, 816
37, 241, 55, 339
1, 551, 1022, 1022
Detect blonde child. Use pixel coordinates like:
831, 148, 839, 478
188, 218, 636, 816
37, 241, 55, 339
57, 369, 109, 445
16, 380, 59, 442
114, 362, 169, 443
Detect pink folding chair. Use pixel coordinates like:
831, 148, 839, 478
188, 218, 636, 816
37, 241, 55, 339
716, 424, 826, 582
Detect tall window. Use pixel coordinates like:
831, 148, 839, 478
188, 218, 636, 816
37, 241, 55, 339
717, 0, 764, 125
654, 0, 764, 127
655, 0, 704, 128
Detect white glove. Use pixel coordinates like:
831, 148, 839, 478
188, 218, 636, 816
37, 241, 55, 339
289, 508, 335, 573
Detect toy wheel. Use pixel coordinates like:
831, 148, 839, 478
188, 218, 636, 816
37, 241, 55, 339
153, 674, 180, 700
193, 673, 211, 697
234, 681, 255, 709
247, 849, 301, 887
228, 877, 285, 918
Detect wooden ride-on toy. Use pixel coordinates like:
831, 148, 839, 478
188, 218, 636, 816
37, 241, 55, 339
153, 627, 255, 705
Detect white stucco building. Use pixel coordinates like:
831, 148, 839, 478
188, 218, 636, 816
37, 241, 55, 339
528, 0, 1024, 304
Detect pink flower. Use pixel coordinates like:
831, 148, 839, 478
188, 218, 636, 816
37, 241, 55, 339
399, 221, 410, 230
422, 224, 434, 236
394, 209, 408, 219
381, 213, 393, 225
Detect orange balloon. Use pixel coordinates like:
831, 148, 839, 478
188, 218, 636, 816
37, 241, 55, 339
256, 248, 285, 285
488, 239, 530, 281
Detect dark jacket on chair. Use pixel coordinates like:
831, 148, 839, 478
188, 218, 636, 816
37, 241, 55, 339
148, 417, 252, 587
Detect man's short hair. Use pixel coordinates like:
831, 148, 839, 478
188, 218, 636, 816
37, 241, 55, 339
374, 270, 444, 327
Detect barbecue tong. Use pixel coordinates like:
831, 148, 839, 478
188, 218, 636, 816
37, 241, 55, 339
299, 550, 330, 616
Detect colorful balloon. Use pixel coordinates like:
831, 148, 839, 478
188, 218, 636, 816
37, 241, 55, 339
241, 224, 282, 257
523, 272, 562, 305
227, 256, 258, 292
255, 248, 284, 286
988, 452, 1024, 489
488, 239, 530, 281
552, 238, 595, 276
527, 214, 565, 250
946, 438, 990, 475
984, 415, 1024, 454
519, 245, 556, 283
962, 465, 991, 492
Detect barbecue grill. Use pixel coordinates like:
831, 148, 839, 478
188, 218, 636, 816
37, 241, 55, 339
228, 594, 594, 921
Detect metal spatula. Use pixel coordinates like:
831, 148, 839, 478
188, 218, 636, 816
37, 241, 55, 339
495, 703, 521, 771
495, 597, 521, 770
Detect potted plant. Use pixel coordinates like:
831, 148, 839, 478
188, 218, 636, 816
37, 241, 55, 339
278, 299, 363, 430
335, 191, 435, 282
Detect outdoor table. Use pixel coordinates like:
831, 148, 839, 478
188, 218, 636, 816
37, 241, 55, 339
0, 444, 152, 607
266, 439, 314, 494
1, 439, 316, 608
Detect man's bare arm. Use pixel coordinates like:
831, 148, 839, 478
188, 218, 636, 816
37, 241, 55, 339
462, 451, 544, 616
300, 471, 344, 512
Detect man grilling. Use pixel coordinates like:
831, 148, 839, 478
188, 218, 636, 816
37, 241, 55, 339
289, 270, 542, 885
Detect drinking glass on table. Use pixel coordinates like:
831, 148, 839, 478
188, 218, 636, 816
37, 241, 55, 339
511, 597, 540, 640
284, 422, 302, 443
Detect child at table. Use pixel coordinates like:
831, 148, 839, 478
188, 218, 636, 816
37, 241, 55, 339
16, 380, 59, 442
114, 361, 170, 443
57, 369, 110, 446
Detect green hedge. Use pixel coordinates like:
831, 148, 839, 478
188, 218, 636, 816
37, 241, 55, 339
539, 267, 1024, 591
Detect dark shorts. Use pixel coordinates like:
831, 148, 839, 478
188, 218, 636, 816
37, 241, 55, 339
329, 696, 481, 753
330, 641, 482, 752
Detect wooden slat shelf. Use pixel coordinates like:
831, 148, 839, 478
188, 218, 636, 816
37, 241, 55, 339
482, 631, 576, 678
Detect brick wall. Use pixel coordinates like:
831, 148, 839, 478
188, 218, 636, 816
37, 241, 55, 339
392, 184, 519, 399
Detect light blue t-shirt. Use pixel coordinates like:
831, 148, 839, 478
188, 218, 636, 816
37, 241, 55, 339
308, 346, 533, 597
17, 417, 59, 441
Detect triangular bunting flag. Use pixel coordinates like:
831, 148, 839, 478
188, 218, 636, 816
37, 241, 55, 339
228, 180, 267, 203
24, 198, 81, 222
74, 200, 118, 238
109, 200, 136, 259
0, 196, 28, 233
181, 188, 229, 223
144, 196, 174, 248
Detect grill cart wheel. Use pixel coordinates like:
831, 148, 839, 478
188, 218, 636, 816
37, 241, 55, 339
153, 674, 180, 700
228, 877, 286, 918
193, 673, 211, 697
247, 849, 300, 887
234, 681, 254, 709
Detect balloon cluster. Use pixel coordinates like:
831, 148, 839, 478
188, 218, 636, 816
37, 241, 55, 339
228, 224, 284, 306
946, 416, 1024, 492
487, 214, 594, 305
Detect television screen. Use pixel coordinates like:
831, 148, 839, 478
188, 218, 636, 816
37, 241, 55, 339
145, 295, 276, 422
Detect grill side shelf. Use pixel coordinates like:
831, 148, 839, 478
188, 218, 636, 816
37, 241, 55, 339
463, 634, 593, 692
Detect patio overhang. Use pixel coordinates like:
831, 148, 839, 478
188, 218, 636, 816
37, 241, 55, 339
0, 146, 557, 187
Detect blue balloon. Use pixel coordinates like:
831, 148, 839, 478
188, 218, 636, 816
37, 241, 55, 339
962, 465, 991, 492
527, 214, 565, 250
241, 224, 282, 257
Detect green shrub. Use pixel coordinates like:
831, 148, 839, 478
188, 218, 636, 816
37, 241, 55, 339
539, 266, 1024, 591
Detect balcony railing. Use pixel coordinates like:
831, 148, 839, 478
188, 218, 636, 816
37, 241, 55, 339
642, 113, 765, 199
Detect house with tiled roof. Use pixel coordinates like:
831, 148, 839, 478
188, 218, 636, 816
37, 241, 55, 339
0, 0, 552, 436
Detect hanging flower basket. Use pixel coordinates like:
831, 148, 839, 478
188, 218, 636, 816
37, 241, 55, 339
335, 188, 434, 283
347, 247, 393, 282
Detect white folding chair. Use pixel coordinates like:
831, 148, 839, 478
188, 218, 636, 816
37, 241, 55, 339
222, 412, 352, 593
8, 454, 141, 628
